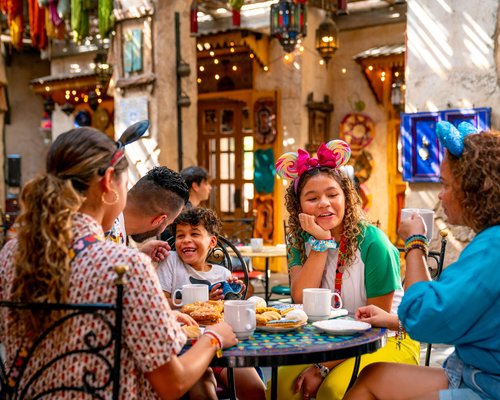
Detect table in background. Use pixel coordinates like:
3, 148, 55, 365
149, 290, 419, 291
233, 245, 287, 302
210, 324, 387, 400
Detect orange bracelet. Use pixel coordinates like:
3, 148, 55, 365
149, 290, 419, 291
203, 331, 223, 358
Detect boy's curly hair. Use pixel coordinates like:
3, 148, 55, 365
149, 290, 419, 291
171, 207, 221, 236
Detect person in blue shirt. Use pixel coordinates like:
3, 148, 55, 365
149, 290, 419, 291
345, 123, 500, 400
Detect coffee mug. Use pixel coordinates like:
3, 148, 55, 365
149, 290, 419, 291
224, 300, 256, 340
401, 208, 434, 241
172, 284, 209, 306
303, 288, 343, 321
250, 238, 264, 252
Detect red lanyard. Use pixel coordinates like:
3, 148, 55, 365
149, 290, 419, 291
334, 237, 346, 307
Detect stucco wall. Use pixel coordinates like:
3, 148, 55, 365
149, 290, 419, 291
328, 21, 406, 232
405, 0, 500, 259
155, 1, 198, 170
5, 53, 50, 186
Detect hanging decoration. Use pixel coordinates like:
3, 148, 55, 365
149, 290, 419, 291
229, 0, 244, 27
270, 0, 307, 53
71, 0, 90, 42
2, 0, 24, 48
190, 0, 198, 35
98, 0, 114, 37
28, 0, 47, 49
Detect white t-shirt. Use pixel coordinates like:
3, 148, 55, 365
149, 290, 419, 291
157, 251, 231, 295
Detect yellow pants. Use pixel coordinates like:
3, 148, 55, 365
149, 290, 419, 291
266, 335, 420, 400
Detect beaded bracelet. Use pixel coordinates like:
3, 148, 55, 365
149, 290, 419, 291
203, 330, 223, 358
404, 234, 429, 257
396, 320, 407, 350
308, 236, 338, 252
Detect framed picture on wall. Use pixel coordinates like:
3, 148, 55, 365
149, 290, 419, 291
305, 93, 333, 153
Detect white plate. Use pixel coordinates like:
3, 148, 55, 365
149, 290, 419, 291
256, 322, 307, 333
303, 308, 349, 322
312, 319, 371, 335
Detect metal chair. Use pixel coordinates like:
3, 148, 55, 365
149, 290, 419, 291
0, 265, 128, 400
166, 235, 250, 299
268, 222, 292, 303
399, 230, 448, 366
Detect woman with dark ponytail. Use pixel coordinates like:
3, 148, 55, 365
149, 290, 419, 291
0, 127, 237, 399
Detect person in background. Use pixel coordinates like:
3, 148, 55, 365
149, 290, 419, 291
157, 207, 264, 400
345, 124, 500, 400
181, 165, 212, 208
0, 127, 237, 399
273, 139, 419, 400
106, 166, 189, 262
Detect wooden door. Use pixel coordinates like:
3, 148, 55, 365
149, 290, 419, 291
198, 100, 255, 243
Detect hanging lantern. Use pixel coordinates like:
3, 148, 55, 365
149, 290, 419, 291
315, 13, 339, 65
270, 0, 307, 54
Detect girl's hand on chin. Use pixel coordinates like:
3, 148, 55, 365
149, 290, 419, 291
299, 213, 331, 240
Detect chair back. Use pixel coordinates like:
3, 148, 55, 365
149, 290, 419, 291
0, 265, 128, 400
166, 235, 249, 299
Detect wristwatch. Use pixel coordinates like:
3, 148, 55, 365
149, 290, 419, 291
314, 363, 330, 378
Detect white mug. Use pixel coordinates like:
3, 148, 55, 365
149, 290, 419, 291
172, 284, 209, 306
401, 208, 434, 241
250, 238, 264, 252
224, 300, 256, 340
303, 288, 343, 321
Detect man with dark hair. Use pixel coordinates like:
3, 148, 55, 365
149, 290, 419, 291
180, 166, 212, 207
107, 166, 189, 261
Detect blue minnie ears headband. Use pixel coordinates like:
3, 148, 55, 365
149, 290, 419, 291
436, 121, 478, 157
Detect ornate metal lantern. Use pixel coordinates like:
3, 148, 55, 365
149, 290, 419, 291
270, 0, 307, 53
315, 13, 339, 65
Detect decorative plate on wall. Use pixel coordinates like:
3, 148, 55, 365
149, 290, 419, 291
339, 113, 375, 157
93, 107, 110, 131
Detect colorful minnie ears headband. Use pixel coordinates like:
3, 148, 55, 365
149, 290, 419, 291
436, 121, 478, 157
275, 139, 351, 180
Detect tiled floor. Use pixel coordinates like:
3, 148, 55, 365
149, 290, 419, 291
251, 272, 454, 368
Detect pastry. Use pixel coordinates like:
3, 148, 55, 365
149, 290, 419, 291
284, 309, 308, 323
261, 311, 281, 322
182, 325, 202, 339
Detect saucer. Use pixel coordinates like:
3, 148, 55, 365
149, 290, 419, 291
312, 319, 371, 335
306, 309, 348, 322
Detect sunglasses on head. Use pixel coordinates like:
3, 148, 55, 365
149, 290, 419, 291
98, 120, 149, 175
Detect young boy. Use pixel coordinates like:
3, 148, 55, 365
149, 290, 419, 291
157, 207, 265, 400
157, 207, 245, 305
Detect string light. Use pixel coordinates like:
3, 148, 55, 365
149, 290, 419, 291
209, 51, 215, 57
341, 68, 347, 74
249, 53, 254, 59
368, 65, 373, 71
319, 59, 325, 65
230, 47, 235, 53
197, 78, 202, 83
215, 74, 220, 80
71, 90, 76, 95
232, 65, 237, 71
264, 66, 269, 72
199, 66, 205, 71
214, 59, 219, 64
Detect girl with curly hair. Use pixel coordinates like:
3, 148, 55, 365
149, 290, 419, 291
272, 140, 419, 400
346, 124, 500, 400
